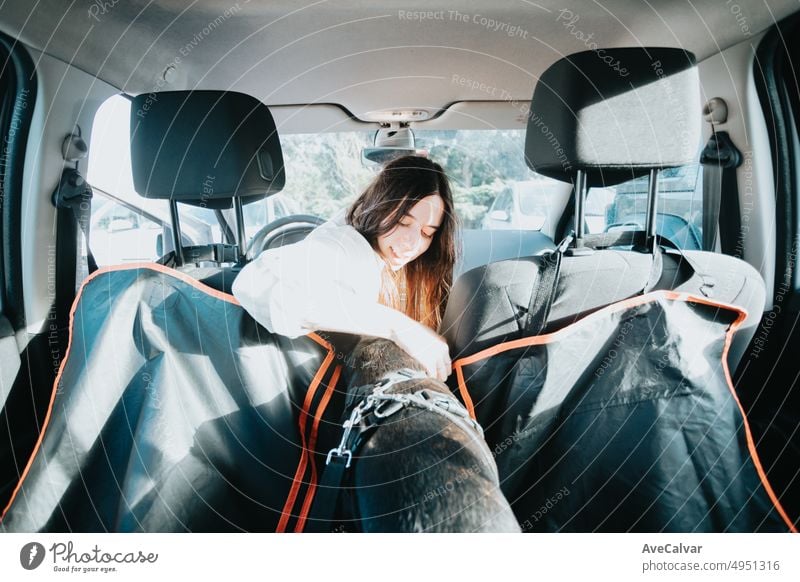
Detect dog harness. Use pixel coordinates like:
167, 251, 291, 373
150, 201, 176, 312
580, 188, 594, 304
305, 367, 493, 532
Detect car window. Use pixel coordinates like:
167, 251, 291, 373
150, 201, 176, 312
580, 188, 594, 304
88, 95, 170, 265
585, 164, 703, 250
280, 128, 556, 231
495, 190, 512, 213
519, 190, 543, 216
89, 94, 700, 252
89, 95, 559, 267
90, 195, 164, 264
88, 95, 310, 263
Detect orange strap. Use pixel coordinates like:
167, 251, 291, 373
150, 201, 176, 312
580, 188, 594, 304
294, 363, 342, 532
275, 336, 336, 533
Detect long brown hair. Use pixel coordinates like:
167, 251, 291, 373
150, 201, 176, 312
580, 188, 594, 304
346, 155, 458, 331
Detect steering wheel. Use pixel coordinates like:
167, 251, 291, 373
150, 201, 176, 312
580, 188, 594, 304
245, 214, 326, 261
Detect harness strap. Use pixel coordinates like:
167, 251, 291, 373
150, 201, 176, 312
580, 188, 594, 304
305, 369, 422, 532
303, 455, 350, 533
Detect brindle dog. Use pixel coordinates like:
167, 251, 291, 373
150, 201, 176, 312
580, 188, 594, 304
342, 337, 520, 532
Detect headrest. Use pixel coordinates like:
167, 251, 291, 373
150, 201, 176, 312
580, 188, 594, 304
130, 91, 285, 209
525, 48, 701, 186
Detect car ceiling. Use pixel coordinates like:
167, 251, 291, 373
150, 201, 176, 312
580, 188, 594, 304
0, 0, 797, 123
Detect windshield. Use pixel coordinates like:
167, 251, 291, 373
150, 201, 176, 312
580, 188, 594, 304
280, 128, 554, 230
88, 95, 556, 265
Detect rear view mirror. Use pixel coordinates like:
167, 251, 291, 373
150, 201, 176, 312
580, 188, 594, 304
362, 147, 422, 166
362, 126, 427, 167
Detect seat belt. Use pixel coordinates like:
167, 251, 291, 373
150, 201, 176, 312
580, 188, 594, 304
51, 168, 98, 326
700, 129, 743, 256
52, 168, 98, 274
524, 247, 564, 335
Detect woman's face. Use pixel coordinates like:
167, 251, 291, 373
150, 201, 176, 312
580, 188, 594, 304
376, 194, 445, 271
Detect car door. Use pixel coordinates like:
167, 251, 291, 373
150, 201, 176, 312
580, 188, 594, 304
0, 31, 44, 511
736, 16, 800, 526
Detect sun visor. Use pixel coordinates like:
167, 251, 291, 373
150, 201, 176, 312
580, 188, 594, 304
130, 90, 285, 209
524, 48, 701, 186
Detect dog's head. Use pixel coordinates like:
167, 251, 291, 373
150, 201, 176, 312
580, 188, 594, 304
348, 338, 426, 386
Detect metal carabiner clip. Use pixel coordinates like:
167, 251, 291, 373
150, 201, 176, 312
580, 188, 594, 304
373, 396, 407, 418
325, 447, 353, 468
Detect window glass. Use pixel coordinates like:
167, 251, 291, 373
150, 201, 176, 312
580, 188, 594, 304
279, 128, 557, 231
88, 94, 560, 270
88, 95, 173, 265
585, 164, 703, 250
88, 95, 308, 267
496, 190, 512, 213
519, 189, 544, 216
90, 195, 164, 264
277, 132, 375, 219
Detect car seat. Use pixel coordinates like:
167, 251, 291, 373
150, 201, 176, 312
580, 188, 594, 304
0, 91, 342, 532
128, 90, 288, 292
443, 48, 764, 371
442, 48, 793, 532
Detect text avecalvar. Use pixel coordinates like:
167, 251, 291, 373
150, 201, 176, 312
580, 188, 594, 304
642, 543, 702, 554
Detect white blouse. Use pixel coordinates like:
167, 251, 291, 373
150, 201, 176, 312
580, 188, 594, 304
231, 212, 386, 338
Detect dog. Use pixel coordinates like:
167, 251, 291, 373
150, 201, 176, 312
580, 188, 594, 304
338, 337, 520, 532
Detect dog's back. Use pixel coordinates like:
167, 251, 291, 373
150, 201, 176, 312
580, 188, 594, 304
347, 338, 520, 532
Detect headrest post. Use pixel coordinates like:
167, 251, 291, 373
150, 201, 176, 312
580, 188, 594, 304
644, 168, 660, 251
574, 170, 588, 246
169, 200, 185, 267
234, 197, 246, 261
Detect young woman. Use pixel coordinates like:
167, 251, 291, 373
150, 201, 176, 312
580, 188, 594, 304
232, 155, 458, 381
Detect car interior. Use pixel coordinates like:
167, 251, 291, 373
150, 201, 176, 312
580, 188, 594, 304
1, 1, 800, 532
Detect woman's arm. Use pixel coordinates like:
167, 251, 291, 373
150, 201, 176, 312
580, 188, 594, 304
235, 270, 450, 379
306, 295, 451, 381
232, 228, 451, 379
304, 294, 411, 341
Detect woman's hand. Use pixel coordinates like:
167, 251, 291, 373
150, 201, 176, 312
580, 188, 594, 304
392, 322, 452, 381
